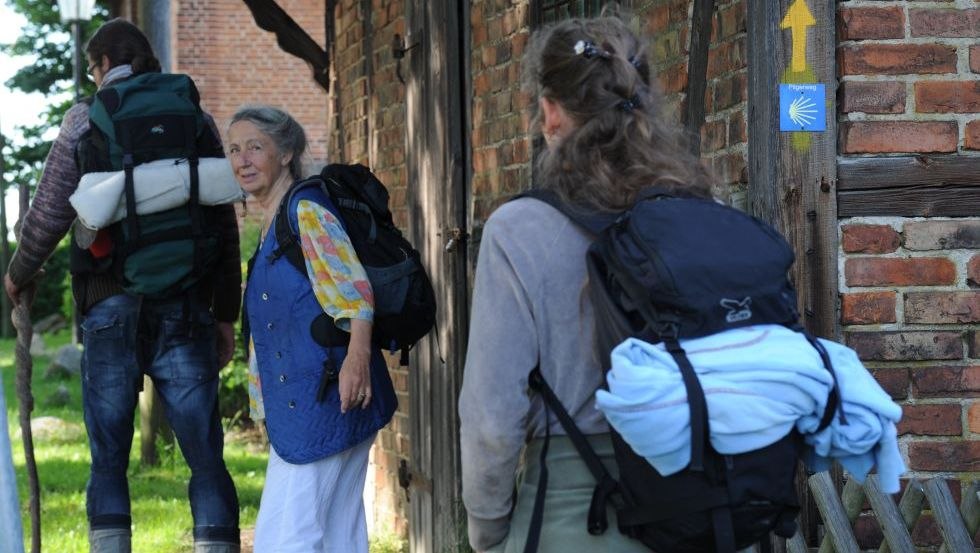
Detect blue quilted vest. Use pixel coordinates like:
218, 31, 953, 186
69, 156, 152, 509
245, 185, 397, 464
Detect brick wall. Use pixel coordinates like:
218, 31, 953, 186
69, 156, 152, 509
328, 0, 411, 537
173, 0, 329, 164
837, 2, 980, 545
469, 0, 750, 230
470, 0, 533, 226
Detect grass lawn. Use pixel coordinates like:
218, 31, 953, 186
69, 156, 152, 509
1, 328, 266, 552
3, 328, 408, 552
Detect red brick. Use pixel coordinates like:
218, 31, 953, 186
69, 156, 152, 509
898, 403, 962, 436
841, 121, 958, 154
970, 255, 980, 287
839, 44, 957, 76
646, 5, 670, 34
839, 6, 905, 40
905, 292, 980, 324
912, 366, 980, 397
841, 292, 897, 325
715, 3, 746, 42
908, 441, 980, 471
871, 369, 910, 400
905, 220, 980, 250
706, 40, 745, 80
853, 514, 882, 550
973, 46, 980, 74
910, 8, 980, 38
969, 402, 980, 433
845, 257, 955, 287
965, 119, 980, 150
701, 120, 727, 153
841, 224, 901, 253
659, 61, 689, 95
970, 331, 980, 358
728, 110, 747, 145
846, 332, 963, 361
839, 81, 906, 114
916, 81, 980, 113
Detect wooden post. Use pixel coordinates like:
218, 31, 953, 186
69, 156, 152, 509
879, 479, 925, 553
817, 477, 865, 553
404, 0, 470, 550
808, 471, 860, 553
863, 475, 916, 553
922, 479, 976, 553
749, 0, 839, 543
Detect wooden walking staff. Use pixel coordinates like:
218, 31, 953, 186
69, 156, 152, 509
13, 180, 41, 553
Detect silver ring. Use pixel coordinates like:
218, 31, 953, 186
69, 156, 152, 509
358, 392, 366, 399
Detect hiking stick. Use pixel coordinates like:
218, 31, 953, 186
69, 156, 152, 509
13, 291, 40, 553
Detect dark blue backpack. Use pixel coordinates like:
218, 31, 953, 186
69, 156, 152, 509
519, 188, 842, 553
244, 164, 436, 370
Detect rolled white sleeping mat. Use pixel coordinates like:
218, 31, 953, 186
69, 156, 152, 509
70, 157, 246, 231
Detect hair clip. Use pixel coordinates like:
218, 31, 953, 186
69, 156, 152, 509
618, 94, 641, 112
574, 39, 608, 59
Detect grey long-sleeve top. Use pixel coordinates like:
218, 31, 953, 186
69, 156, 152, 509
459, 197, 610, 551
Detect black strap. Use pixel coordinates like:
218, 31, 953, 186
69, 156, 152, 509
711, 506, 737, 553
663, 337, 709, 471
523, 401, 550, 553
118, 124, 140, 242
759, 534, 774, 553
527, 369, 615, 485
271, 179, 322, 275
801, 330, 846, 431
524, 367, 618, 553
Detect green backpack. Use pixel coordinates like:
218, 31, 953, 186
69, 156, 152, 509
73, 72, 223, 300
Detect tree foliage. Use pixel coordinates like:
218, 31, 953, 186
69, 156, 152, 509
2, 0, 108, 186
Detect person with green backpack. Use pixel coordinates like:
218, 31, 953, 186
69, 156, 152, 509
4, 18, 241, 553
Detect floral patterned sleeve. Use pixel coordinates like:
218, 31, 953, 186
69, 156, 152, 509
296, 199, 374, 330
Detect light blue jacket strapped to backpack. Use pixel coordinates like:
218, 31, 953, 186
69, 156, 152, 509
245, 184, 397, 464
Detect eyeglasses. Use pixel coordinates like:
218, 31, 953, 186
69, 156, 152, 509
86, 62, 97, 78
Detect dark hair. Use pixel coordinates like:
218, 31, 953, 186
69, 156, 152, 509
523, 13, 716, 211
85, 18, 162, 75
229, 105, 308, 180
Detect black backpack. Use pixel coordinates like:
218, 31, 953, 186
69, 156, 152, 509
519, 188, 842, 553
72, 72, 224, 301
246, 163, 436, 365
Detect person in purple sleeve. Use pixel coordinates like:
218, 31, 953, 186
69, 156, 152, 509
4, 18, 240, 553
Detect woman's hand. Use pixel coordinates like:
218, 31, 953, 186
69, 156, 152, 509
339, 318, 373, 413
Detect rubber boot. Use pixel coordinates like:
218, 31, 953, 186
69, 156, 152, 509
193, 541, 241, 553
89, 528, 132, 553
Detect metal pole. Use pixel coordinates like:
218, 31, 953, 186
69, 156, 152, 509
73, 19, 83, 102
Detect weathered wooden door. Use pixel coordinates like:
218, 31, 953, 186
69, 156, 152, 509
403, 1, 470, 551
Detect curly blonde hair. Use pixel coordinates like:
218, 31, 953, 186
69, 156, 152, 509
523, 14, 716, 211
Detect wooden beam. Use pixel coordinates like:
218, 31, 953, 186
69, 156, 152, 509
838, 187, 980, 217
838, 156, 980, 190
837, 156, 980, 216
749, 0, 839, 542
684, 0, 715, 157
808, 471, 860, 553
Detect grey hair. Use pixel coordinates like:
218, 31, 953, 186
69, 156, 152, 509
229, 105, 307, 180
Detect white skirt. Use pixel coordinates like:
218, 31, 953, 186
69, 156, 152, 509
253, 434, 376, 552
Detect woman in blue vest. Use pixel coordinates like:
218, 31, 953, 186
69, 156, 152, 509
227, 105, 396, 552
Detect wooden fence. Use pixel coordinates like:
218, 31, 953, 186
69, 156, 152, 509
738, 472, 979, 553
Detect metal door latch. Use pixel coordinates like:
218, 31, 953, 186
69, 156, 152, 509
444, 227, 467, 253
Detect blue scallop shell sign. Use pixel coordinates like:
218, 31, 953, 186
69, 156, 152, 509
779, 83, 826, 132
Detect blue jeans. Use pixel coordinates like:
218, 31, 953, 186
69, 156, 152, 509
80, 294, 239, 542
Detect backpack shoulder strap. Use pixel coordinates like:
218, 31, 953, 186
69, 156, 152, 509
271, 177, 329, 275
513, 189, 620, 237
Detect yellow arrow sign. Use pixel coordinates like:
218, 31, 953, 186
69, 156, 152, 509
780, 0, 816, 73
